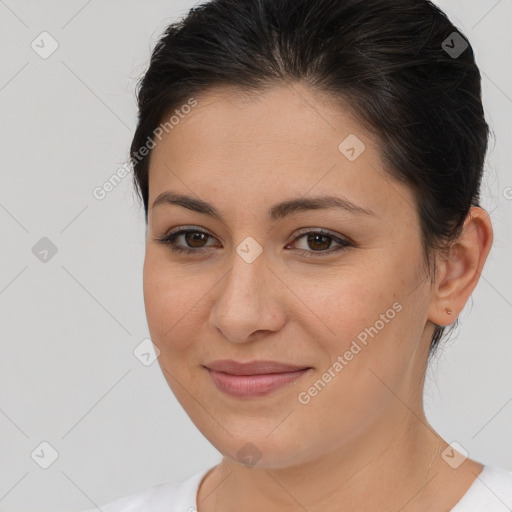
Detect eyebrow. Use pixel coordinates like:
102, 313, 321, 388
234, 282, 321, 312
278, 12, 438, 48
151, 191, 377, 221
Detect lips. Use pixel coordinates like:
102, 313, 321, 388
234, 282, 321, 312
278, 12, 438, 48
204, 359, 311, 375
203, 359, 313, 398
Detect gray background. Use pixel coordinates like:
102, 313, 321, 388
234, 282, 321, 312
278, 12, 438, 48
0, 0, 511, 510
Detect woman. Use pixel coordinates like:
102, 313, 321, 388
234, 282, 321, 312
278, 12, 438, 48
85, 0, 511, 510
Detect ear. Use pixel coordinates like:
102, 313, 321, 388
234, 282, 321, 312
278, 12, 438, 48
427, 206, 494, 327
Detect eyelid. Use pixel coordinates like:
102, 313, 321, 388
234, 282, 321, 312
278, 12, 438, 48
292, 227, 353, 243
157, 225, 353, 256
164, 225, 219, 247
163, 225, 351, 242
288, 228, 353, 257
166, 225, 211, 237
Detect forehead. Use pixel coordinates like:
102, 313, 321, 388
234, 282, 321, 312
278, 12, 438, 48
152, 83, 372, 158
147, 84, 416, 222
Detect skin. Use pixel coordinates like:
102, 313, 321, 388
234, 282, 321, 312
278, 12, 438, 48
143, 83, 493, 511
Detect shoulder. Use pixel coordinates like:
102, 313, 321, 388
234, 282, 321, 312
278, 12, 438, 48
451, 465, 512, 511
83, 482, 182, 512
80, 467, 211, 512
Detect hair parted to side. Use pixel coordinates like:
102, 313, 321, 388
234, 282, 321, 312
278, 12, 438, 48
129, 0, 491, 358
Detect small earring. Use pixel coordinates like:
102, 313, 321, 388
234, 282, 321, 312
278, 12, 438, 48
446, 308, 452, 315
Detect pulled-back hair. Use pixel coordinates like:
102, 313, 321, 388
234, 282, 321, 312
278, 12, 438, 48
129, 0, 491, 357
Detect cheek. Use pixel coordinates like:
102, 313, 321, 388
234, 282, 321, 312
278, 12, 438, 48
143, 254, 205, 405
291, 294, 411, 450
291, 263, 418, 387
289, 264, 398, 347
142, 251, 199, 355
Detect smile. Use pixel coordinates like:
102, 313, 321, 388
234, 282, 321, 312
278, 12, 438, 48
205, 367, 312, 398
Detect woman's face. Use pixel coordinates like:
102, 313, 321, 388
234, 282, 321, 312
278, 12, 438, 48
143, 84, 437, 468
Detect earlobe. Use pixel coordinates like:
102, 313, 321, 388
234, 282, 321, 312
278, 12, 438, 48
427, 206, 493, 327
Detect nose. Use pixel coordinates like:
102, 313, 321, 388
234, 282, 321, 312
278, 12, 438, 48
209, 247, 287, 343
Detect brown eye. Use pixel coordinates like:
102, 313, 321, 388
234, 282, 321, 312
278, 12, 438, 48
155, 228, 218, 254
183, 231, 210, 248
304, 233, 332, 251
289, 229, 353, 257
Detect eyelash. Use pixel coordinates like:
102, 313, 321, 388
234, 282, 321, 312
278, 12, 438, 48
155, 227, 353, 258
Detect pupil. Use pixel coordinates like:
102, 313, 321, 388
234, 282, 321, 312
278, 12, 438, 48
309, 234, 330, 250
187, 232, 206, 247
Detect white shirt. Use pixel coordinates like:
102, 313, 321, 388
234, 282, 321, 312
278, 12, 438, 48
83, 464, 512, 511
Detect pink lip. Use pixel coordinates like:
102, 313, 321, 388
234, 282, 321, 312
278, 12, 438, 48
204, 359, 312, 398
205, 359, 310, 375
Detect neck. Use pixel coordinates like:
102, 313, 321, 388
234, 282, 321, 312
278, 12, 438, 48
196, 405, 475, 512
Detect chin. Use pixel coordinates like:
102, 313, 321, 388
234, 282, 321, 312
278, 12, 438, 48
209, 429, 307, 469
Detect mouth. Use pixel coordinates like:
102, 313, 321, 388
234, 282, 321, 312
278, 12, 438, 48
204, 359, 312, 375
203, 359, 313, 398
